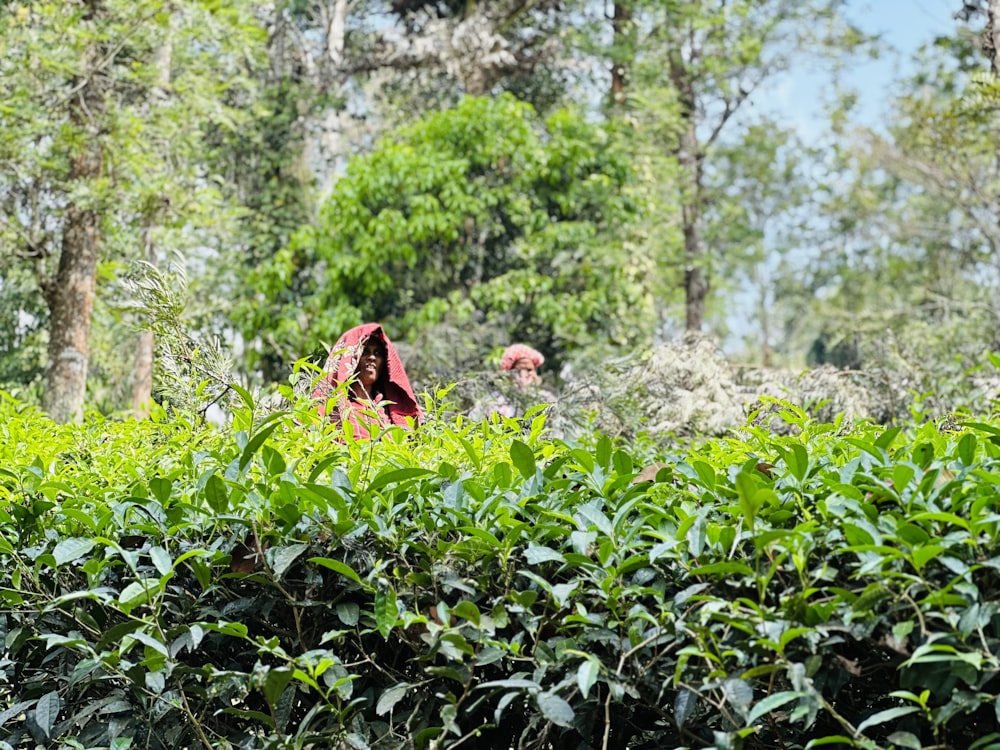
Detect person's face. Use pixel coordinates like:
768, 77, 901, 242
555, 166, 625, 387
354, 338, 386, 389
510, 357, 539, 389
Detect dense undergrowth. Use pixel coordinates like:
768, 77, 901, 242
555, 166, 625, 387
2, 389, 1000, 750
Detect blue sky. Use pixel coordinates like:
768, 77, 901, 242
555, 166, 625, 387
757, 0, 964, 137
721, 1, 967, 355
843, 0, 962, 116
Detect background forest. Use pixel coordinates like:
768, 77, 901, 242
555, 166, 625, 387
1, 0, 1000, 423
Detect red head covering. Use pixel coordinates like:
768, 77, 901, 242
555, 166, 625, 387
312, 323, 421, 435
500, 344, 544, 371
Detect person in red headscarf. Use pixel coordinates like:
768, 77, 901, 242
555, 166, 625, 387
312, 323, 422, 437
470, 343, 556, 421
500, 343, 546, 391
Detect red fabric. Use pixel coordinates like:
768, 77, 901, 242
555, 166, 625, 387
500, 344, 544, 371
312, 323, 421, 437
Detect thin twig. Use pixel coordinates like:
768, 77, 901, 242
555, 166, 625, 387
615, 629, 668, 675
447, 721, 494, 750
601, 688, 612, 750
174, 676, 215, 750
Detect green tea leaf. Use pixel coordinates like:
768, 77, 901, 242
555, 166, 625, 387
723, 678, 754, 719
786, 443, 808, 482
735, 472, 761, 527
367, 467, 434, 492
309, 557, 362, 584
910, 544, 944, 573
149, 545, 172, 576
536, 691, 574, 727
203, 473, 229, 513
575, 502, 612, 536
577, 657, 599, 699
129, 631, 169, 657
612, 449, 633, 476
675, 686, 698, 728
477, 678, 541, 691
264, 668, 293, 709
886, 732, 922, 750
451, 600, 481, 627
689, 561, 755, 578
337, 603, 360, 626
118, 579, 160, 613
746, 691, 800, 725
52, 537, 95, 566
525, 543, 565, 565
0, 700, 36, 729
595, 435, 612, 470
374, 585, 397, 639
32, 690, 60, 740
271, 543, 308, 578
874, 426, 903, 450
856, 705, 920, 734
510, 440, 536, 480
149, 477, 173, 504
239, 422, 279, 471
376, 683, 409, 716
957, 433, 977, 465
691, 460, 716, 491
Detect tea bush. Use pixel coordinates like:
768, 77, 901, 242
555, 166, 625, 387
2, 391, 1000, 750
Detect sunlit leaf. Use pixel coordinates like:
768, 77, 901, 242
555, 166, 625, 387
52, 537, 95, 566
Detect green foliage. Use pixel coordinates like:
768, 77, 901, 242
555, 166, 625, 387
0, 0, 262, 398
210, 75, 318, 383
242, 94, 654, 378
3, 389, 1000, 748
0, 262, 46, 395
789, 17, 1000, 381
623, 0, 870, 333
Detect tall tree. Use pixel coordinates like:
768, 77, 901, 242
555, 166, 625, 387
786, 12, 1000, 378
610, 2, 634, 107
709, 121, 815, 366
247, 94, 653, 378
624, 0, 865, 332
0, 0, 262, 420
40, 0, 108, 423
226, 0, 604, 381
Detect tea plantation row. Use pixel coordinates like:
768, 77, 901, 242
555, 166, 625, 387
1, 393, 999, 749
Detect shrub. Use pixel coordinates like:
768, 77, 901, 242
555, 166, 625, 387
1, 392, 1000, 749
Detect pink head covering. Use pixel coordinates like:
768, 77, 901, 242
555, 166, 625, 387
312, 323, 421, 434
500, 344, 544, 371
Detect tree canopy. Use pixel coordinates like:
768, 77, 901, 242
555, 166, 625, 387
239, 94, 658, 378
0, 0, 997, 419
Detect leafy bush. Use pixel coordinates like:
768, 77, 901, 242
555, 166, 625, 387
241, 93, 656, 379
2, 391, 1000, 750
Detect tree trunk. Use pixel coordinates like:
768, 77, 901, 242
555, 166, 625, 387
44, 203, 101, 424
987, 0, 1000, 77
610, 2, 632, 107
43, 0, 105, 423
755, 267, 772, 367
328, 0, 348, 68
673, 66, 706, 332
132, 31, 172, 418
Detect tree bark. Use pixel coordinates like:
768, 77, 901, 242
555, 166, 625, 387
44, 200, 100, 424
672, 61, 706, 332
610, 2, 632, 107
987, 0, 1000, 77
328, 0, 348, 68
43, 0, 105, 423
